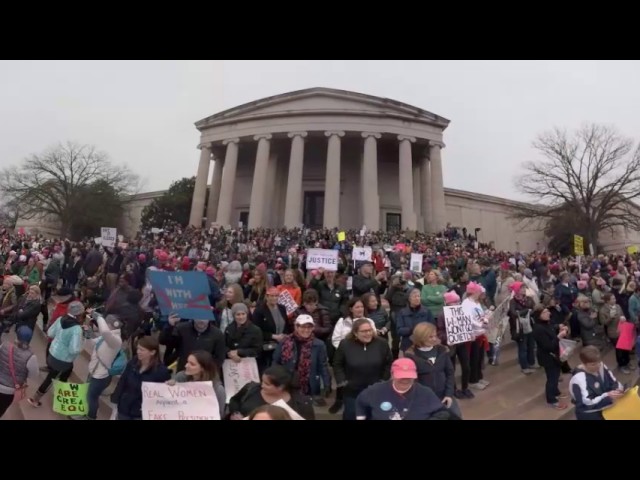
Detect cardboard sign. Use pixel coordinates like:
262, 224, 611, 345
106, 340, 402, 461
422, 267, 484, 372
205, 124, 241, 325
147, 271, 214, 320
142, 381, 220, 420
353, 247, 373, 262
443, 305, 475, 345
101, 227, 117, 248
277, 290, 298, 316
52, 381, 88, 416
222, 358, 260, 403
574, 235, 584, 256
410, 253, 423, 273
306, 248, 338, 271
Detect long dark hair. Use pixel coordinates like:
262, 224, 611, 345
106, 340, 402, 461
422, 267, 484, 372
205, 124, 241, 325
185, 350, 219, 382
248, 404, 292, 420
137, 336, 160, 368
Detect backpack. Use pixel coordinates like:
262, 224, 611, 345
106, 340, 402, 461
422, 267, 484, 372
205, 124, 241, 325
95, 338, 127, 376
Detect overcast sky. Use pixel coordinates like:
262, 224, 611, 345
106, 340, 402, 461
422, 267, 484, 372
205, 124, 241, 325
1, 60, 639, 201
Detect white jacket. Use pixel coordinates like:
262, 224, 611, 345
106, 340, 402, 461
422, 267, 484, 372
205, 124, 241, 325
461, 298, 487, 338
332, 317, 376, 348
88, 315, 123, 380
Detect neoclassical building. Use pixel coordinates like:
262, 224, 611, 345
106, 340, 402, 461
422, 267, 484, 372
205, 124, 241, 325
189, 87, 451, 232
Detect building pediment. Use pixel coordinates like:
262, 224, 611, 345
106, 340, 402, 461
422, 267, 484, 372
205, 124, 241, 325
195, 87, 450, 131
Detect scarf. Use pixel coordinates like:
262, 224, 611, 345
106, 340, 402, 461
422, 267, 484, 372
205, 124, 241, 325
279, 332, 314, 394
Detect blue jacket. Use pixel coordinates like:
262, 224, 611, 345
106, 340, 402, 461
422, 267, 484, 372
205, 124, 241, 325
114, 359, 172, 419
396, 305, 434, 351
273, 336, 331, 396
569, 364, 622, 420
48, 315, 84, 364
628, 293, 640, 324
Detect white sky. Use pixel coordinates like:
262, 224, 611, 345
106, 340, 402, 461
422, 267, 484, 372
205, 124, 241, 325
1, 60, 639, 200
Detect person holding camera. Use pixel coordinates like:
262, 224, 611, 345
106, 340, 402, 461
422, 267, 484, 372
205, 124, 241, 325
74, 310, 124, 420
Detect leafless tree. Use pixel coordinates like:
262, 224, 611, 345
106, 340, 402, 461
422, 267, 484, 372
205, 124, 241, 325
511, 123, 640, 250
0, 142, 140, 237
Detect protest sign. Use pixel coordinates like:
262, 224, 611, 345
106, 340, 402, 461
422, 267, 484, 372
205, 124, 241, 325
574, 234, 584, 256
443, 306, 475, 345
271, 399, 305, 420
352, 246, 372, 261
337, 231, 346, 242
410, 253, 423, 272
101, 227, 117, 248
603, 386, 640, 420
222, 358, 260, 403
52, 381, 88, 416
147, 270, 213, 320
277, 290, 298, 316
306, 248, 338, 271
142, 381, 220, 420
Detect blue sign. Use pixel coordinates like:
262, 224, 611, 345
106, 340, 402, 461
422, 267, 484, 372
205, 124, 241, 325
147, 271, 214, 321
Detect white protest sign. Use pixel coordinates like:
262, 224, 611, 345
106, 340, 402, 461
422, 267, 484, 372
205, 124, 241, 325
306, 248, 338, 271
353, 247, 373, 261
141, 381, 220, 420
94, 237, 102, 245
443, 305, 475, 345
150, 227, 164, 234
277, 290, 298, 316
118, 235, 124, 243
222, 357, 260, 403
410, 253, 424, 273
101, 227, 117, 248
271, 399, 305, 420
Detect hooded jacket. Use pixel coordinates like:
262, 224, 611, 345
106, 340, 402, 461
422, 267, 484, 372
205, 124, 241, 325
48, 314, 84, 364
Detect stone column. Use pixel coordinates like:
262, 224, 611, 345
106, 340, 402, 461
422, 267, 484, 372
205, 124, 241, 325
420, 150, 433, 232
398, 135, 417, 230
248, 134, 272, 229
283, 132, 307, 227
323, 131, 344, 228
216, 138, 240, 227
361, 132, 381, 231
188, 145, 211, 227
412, 159, 422, 231
205, 157, 224, 226
430, 142, 447, 233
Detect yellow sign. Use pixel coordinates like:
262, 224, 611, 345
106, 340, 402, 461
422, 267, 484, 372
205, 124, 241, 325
52, 381, 88, 416
337, 231, 346, 242
573, 235, 584, 256
603, 386, 640, 420
628, 245, 638, 255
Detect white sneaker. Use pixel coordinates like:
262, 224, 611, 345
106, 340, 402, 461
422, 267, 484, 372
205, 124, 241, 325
478, 379, 490, 387
469, 382, 487, 391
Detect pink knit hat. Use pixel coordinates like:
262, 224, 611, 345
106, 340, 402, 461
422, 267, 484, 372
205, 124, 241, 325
443, 291, 460, 305
466, 282, 485, 295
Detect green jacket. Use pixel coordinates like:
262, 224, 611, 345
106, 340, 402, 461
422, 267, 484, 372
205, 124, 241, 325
420, 284, 447, 318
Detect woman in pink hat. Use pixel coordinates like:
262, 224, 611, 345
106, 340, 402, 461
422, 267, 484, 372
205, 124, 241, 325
461, 282, 489, 391
436, 290, 473, 399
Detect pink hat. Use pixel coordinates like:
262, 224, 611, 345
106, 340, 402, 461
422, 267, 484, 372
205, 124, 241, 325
443, 291, 460, 305
391, 358, 417, 380
577, 280, 588, 290
580, 273, 590, 281
466, 282, 485, 295
158, 252, 169, 263
510, 281, 524, 293
205, 266, 216, 277
138, 254, 146, 263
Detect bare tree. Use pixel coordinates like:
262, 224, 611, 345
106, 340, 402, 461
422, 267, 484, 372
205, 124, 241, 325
0, 142, 140, 237
511, 123, 640, 250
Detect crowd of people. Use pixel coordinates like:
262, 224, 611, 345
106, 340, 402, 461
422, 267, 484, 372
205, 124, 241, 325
0, 221, 637, 420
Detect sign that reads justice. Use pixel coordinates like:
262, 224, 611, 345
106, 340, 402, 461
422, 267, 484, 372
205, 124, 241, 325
306, 248, 338, 271
443, 305, 475, 345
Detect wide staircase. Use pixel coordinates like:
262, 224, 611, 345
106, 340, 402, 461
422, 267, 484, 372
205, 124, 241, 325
2, 320, 636, 420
